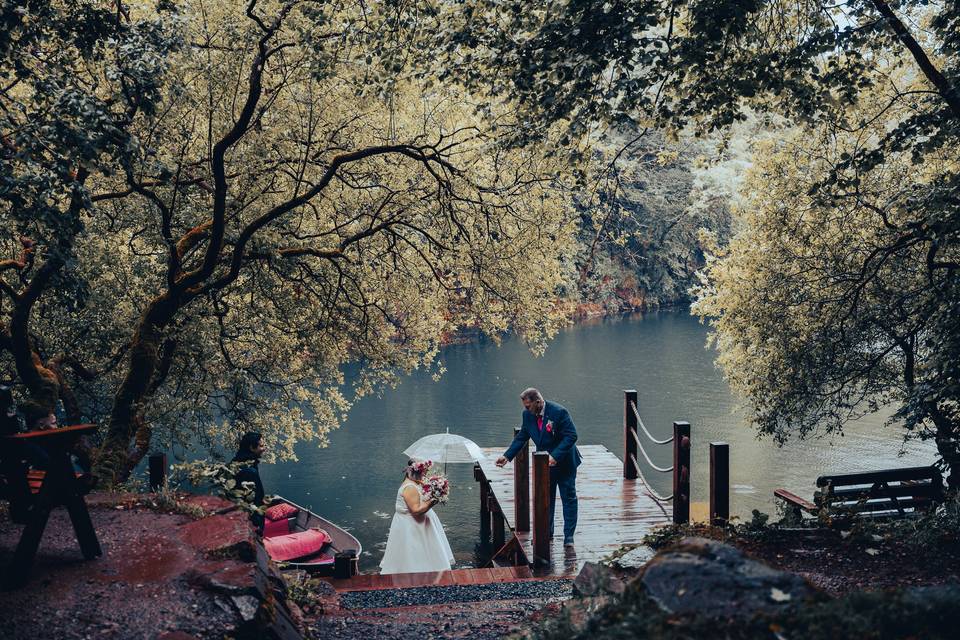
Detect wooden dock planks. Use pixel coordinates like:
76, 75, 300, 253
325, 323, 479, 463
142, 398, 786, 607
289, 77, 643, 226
477, 444, 671, 576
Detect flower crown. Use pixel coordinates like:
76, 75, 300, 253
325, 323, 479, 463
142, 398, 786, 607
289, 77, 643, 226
409, 459, 433, 475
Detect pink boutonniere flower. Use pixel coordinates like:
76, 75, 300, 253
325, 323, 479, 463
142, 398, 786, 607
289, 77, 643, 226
545, 420, 554, 434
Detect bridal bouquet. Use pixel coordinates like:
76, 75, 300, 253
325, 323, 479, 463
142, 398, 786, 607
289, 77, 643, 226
423, 472, 451, 505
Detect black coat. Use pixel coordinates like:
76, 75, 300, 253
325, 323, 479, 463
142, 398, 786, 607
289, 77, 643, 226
231, 452, 265, 507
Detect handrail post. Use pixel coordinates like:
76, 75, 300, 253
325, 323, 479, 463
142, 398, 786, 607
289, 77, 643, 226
490, 496, 506, 549
149, 453, 167, 491
514, 427, 530, 532
476, 463, 491, 542
532, 451, 551, 565
624, 390, 638, 479
709, 442, 730, 526
672, 421, 691, 524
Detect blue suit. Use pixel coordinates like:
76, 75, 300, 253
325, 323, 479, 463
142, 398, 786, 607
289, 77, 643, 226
503, 400, 581, 540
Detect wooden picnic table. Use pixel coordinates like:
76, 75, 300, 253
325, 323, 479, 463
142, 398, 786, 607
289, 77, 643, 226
1, 424, 102, 589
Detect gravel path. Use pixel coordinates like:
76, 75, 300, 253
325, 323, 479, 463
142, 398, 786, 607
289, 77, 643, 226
339, 578, 573, 609
311, 578, 573, 639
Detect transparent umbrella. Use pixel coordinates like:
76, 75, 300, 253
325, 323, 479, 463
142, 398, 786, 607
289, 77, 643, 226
403, 428, 486, 471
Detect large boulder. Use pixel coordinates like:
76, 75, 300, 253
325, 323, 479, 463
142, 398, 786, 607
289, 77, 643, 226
573, 562, 626, 598
637, 537, 820, 618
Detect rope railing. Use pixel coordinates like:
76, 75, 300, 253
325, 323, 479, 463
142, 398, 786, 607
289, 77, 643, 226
630, 429, 673, 473
630, 400, 674, 445
629, 455, 674, 505
624, 389, 691, 524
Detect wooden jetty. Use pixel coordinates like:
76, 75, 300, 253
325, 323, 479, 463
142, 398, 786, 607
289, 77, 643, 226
469, 390, 734, 577
476, 444, 672, 576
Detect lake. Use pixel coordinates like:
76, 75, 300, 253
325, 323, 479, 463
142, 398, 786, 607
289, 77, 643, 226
238, 309, 936, 570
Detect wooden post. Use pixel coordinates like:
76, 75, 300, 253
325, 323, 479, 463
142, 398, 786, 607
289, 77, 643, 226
532, 451, 551, 565
490, 496, 506, 549
709, 442, 730, 526
514, 427, 530, 532
624, 390, 638, 479
334, 550, 357, 579
149, 453, 167, 491
476, 463, 491, 542
672, 421, 691, 524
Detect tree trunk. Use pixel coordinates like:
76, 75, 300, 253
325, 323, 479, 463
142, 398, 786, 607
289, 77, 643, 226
95, 292, 184, 485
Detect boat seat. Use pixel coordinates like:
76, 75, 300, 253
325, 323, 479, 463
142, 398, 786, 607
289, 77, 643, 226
262, 516, 294, 538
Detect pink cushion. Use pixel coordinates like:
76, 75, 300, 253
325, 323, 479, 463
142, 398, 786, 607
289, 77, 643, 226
263, 528, 333, 562
262, 517, 291, 538
264, 502, 299, 521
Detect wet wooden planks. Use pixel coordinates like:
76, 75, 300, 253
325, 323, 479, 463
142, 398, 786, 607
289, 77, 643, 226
478, 444, 671, 576
322, 566, 534, 592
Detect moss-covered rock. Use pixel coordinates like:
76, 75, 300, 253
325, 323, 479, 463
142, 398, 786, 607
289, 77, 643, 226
525, 538, 960, 640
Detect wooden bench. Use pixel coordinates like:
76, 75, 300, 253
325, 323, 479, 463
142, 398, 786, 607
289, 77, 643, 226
775, 465, 945, 522
0, 424, 102, 589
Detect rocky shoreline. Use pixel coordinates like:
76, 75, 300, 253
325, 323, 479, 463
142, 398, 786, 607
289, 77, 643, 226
5, 491, 958, 640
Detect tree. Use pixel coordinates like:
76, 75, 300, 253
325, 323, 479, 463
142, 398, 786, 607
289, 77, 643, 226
575, 131, 733, 310
1, 1, 578, 484
0, 0, 181, 420
432, 1, 960, 480
693, 71, 960, 484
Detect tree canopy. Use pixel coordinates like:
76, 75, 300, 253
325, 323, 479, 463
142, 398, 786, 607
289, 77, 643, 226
1, 1, 578, 482
430, 0, 960, 481
3, 0, 957, 484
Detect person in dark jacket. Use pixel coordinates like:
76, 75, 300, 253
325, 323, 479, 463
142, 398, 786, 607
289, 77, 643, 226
232, 431, 266, 528
0, 385, 31, 522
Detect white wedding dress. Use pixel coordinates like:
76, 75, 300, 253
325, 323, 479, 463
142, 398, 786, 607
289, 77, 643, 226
379, 480, 455, 574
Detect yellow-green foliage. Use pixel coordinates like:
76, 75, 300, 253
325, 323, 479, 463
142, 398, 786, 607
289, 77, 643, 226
0, 1, 580, 468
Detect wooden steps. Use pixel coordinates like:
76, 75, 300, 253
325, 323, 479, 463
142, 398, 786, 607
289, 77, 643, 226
322, 566, 534, 592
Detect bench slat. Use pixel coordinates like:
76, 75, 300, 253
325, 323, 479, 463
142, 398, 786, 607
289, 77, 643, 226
817, 483, 942, 502
816, 466, 941, 487
819, 497, 934, 514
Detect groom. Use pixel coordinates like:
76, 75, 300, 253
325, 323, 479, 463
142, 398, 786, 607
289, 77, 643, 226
496, 388, 582, 547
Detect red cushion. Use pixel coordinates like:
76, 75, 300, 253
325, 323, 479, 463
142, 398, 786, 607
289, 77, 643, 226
262, 517, 291, 538
264, 502, 299, 521
263, 528, 333, 562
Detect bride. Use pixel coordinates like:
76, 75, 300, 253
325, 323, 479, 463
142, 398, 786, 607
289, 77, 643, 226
379, 459, 454, 574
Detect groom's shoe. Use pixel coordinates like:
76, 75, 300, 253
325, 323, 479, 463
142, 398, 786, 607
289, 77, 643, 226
563, 537, 575, 548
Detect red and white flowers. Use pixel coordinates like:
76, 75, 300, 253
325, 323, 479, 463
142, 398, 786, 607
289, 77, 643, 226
410, 459, 433, 476
423, 472, 451, 505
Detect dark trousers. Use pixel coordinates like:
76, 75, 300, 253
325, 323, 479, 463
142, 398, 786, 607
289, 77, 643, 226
549, 465, 578, 540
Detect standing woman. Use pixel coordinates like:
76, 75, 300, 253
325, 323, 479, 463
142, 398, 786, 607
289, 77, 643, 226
232, 431, 266, 528
379, 459, 454, 574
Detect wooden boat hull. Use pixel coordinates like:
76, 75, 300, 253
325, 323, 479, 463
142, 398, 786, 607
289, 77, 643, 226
263, 496, 362, 575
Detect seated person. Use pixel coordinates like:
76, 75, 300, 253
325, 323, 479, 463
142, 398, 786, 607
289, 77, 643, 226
232, 431, 266, 529
19, 401, 93, 474
0, 385, 31, 522
20, 402, 56, 471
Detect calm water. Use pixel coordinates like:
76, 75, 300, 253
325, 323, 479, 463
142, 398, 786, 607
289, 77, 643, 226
238, 310, 935, 570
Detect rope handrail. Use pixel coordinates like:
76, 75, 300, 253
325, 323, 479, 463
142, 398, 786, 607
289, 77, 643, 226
630, 428, 674, 473
630, 400, 674, 445
629, 454, 674, 504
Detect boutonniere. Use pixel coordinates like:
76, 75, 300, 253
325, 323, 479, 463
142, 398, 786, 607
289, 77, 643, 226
545, 420, 554, 434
